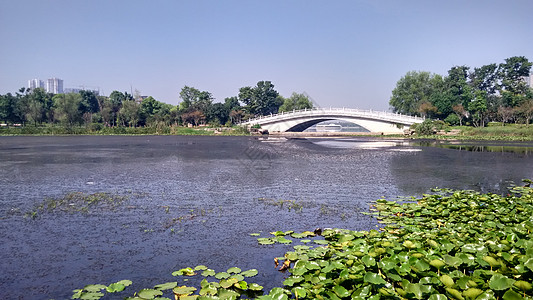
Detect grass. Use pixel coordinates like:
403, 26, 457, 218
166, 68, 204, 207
0, 125, 250, 136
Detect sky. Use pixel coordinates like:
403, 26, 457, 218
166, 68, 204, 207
1, 0, 532, 111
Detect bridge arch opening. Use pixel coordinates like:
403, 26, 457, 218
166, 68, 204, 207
286, 118, 371, 132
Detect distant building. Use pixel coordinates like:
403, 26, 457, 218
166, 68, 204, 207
28, 79, 44, 90
64, 87, 100, 95
46, 78, 64, 94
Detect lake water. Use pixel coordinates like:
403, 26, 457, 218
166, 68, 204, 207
1, 136, 532, 299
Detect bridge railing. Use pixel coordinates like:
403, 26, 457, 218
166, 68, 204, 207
240, 107, 425, 124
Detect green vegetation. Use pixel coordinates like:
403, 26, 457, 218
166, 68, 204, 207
0, 81, 312, 133
24, 192, 130, 219
390, 56, 533, 127
0, 124, 252, 136
72, 182, 533, 299
408, 120, 533, 140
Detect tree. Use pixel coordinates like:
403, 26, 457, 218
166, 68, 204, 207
224, 96, 240, 111
118, 100, 140, 127
26, 88, 51, 125
418, 101, 437, 118
469, 90, 488, 127
470, 63, 499, 95
181, 109, 205, 126
239, 81, 281, 116
79, 90, 100, 114
53, 93, 82, 126
452, 104, 467, 126
207, 103, 229, 125
0, 93, 21, 124
497, 106, 515, 125
498, 56, 532, 96
445, 66, 472, 110
278, 92, 313, 112
179, 86, 201, 110
516, 99, 533, 125
389, 71, 440, 116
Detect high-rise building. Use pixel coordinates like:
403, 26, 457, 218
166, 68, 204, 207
46, 78, 64, 94
28, 79, 44, 90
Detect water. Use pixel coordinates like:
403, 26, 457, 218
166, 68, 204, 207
1, 136, 532, 299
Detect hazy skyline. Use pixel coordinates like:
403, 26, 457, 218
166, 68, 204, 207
1, 0, 532, 111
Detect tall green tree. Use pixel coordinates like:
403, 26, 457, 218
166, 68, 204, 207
239, 81, 281, 116
26, 88, 52, 125
498, 56, 532, 106
389, 71, 440, 116
53, 93, 82, 126
118, 100, 140, 127
278, 92, 314, 112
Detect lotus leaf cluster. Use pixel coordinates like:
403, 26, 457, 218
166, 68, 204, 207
267, 184, 533, 299
73, 183, 533, 299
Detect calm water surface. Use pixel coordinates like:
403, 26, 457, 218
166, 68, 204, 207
1, 136, 532, 299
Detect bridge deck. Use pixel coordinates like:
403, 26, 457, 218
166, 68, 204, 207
241, 107, 424, 125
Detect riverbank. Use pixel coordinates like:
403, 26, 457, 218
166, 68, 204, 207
2, 124, 533, 141
0, 125, 249, 136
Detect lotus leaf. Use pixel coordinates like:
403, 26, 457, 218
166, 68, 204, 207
229, 274, 244, 281
462, 288, 483, 300
226, 267, 241, 274
524, 257, 533, 272
173, 286, 197, 296
276, 237, 292, 244
219, 278, 238, 289
362, 255, 376, 267
217, 289, 240, 299
248, 283, 263, 291
445, 288, 464, 300
84, 284, 107, 292
502, 289, 523, 300
138, 288, 163, 299
214, 272, 230, 280
514, 280, 532, 291
428, 294, 448, 300
271, 231, 286, 236
201, 269, 216, 277
173, 267, 196, 276
194, 265, 208, 271
440, 275, 455, 288
364, 272, 387, 285
257, 238, 275, 245
79, 292, 104, 300
199, 284, 217, 296
488, 274, 515, 291
313, 239, 329, 245
153, 282, 177, 291
240, 269, 258, 277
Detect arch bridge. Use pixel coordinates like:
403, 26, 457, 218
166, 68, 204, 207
240, 108, 424, 134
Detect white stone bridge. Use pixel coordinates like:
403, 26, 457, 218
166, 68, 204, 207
240, 107, 425, 134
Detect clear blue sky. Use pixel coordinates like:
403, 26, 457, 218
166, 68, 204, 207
1, 0, 532, 111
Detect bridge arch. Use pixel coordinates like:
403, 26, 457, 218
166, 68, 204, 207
240, 108, 424, 134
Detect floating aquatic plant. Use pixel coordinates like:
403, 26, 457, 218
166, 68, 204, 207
73, 181, 533, 299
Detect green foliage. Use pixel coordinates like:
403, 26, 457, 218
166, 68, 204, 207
72, 183, 533, 299
24, 192, 130, 219
239, 81, 282, 116
390, 56, 533, 127
278, 92, 313, 112
413, 119, 436, 135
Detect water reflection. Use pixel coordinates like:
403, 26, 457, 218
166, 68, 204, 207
413, 140, 533, 155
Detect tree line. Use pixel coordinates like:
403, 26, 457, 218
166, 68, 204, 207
389, 56, 533, 126
0, 81, 313, 128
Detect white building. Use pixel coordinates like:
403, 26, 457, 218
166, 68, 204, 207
46, 78, 64, 94
28, 79, 44, 90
